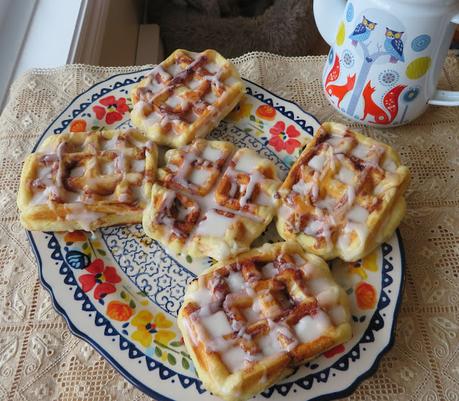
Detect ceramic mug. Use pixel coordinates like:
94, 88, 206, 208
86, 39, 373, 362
313, 0, 459, 126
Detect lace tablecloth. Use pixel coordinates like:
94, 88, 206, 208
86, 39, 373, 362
0, 53, 458, 401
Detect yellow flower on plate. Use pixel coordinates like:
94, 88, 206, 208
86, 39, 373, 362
131, 310, 175, 348
349, 249, 379, 280
227, 95, 253, 122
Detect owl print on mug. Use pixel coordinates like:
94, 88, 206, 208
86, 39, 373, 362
317, 0, 459, 127
349, 16, 378, 46
384, 28, 405, 63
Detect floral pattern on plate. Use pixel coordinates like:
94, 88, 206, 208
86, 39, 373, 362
28, 71, 405, 401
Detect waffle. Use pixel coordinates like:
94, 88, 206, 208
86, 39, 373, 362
131, 49, 244, 148
276, 122, 409, 262
142, 139, 281, 260
18, 129, 158, 231
178, 241, 352, 401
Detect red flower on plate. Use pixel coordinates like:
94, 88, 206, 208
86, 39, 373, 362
355, 281, 377, 310
268, 121, 301, 154
78, 258, 121, 300
69, 119, 87, 133
323, 344, 345, 358
92, 96, 129, 125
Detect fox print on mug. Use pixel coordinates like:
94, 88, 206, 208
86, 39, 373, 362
314, 0, 459, 126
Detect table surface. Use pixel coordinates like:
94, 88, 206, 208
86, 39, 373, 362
0, 52, 458, 401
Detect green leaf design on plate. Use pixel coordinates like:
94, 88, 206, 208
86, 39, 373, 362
155, 346, 162, 357
249, 115, 255, 121
182, 357, 190, 369
82, 243, 89, 250
167, 353, 176, 365
136, 290, 148, 297
120, 291, 127, 299
185, 255, 192, 263
169, 341, 182, 347
97, 249, 106, 256
129, 299, 136, 309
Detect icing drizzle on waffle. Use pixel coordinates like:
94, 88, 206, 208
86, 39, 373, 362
149, 139, 280, 259
278, 124, 403, 251
132, 50, 241, 137
28, 130, 155, 230
181, 245, 349, 374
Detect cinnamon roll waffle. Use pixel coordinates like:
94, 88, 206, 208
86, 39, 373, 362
178, 241, 352, 401
131, 49, 244, 147
18, 129, 157, 231
142, 139, 281, 260
276, 122, 409, 262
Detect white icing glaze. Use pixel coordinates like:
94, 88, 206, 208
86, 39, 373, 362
70, 166, 84, 177
316, 196, 336, 211
201, 311, 233, 338
294, 310, 331, 343
347, 205, 369, 223
30, 187, 52, 205
347, 186, 355, 206
303, 219, 323, 236
167, 62, 182, 75
239, 171, 265, 207
315, 287, 340, 308
101, 161, 115, 175
224, 76, 239, 86
220, 346, 247, 372
301, 262, 318, 278
201, 145, 222, 162
311, 172, 320, 200
329, 305, 348, 325
226, 272, 245, 293
188, 169, 210, 187
382, 157, 397, 173
66, 204, 104, 231
131, 159, 145, 173
204, 91, 218, 104
261, 262, 277, 278
351, 143, 370, 160
205, 62, 220, 73
187, 78, 201, 89
338, 166, 355, 185
268, 319, 298, 352
292, 180, 312, 196
195, 210, 232, 237
308, 277, 333, 295
101, 136, 118, 150
327, 135, 353, 153
256, 190, 273, 206
257, 333, 283, 356
308, 154, 326, 172
242, 300, 261, 323
292, 254, 305, 266
339, 221, 368, 248
234, 152, 260, 174
166, 95, 184, 108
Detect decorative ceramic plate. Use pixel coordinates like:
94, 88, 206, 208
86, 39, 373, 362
27, 69, 405, 401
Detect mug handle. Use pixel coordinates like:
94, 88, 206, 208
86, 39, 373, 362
428, 14, 459, 106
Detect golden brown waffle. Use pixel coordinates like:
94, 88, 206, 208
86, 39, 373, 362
142, 139, 281, 260
178, 241, 352, 401
131, 49, 244, 147
276, 122, 409, 262
18, 129, 158, 231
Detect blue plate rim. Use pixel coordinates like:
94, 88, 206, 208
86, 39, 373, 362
25, 67, 405, 401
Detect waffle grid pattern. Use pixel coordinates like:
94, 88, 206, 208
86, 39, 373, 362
131, 49, 244, 147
